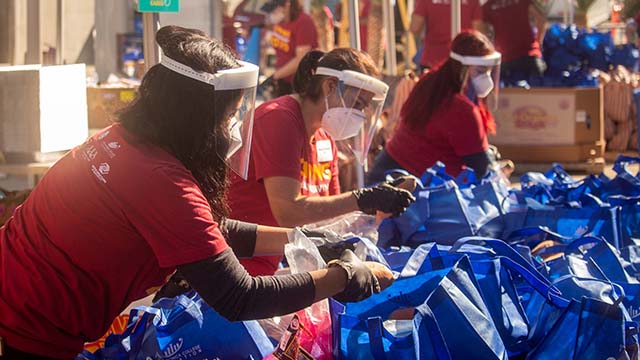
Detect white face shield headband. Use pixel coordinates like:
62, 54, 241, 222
160, 55, 259, 180
315, 67, 389, 165
450, 51, 502, 109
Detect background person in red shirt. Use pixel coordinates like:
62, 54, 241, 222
228, 48, 415, 276
482, 0, 547, 83
0, 26, 394, 359
410, 0, 483, 70
368, 30, 500, 183
262, 0, 319, 96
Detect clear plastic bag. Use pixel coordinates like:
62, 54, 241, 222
305, 211, 379, 244
259, 229, 333, 360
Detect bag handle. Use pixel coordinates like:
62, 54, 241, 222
412, 304, 453, 360
507, 226, 571, 244
499, 256, 570, 308
450, 237, 558, 292
565, 236, 605, 255
398, 243, 440, 278
366, 316, 388, 360
614, 155, 640, 175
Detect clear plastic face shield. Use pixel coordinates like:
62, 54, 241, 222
450, 51, 501, 110
315, 67, 389, 165
160, 55, 259, 179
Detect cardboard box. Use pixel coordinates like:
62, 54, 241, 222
0, 64, 89, 162
497, 141, 605, 163
491, 86, 604, 146
86, 86, 137, 129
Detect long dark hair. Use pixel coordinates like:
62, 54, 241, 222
401, 30, 495, 129
293, 48, 379, 102
117, 25, 241, 222
289, 0, 303, 22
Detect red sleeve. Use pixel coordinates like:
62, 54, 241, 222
471, 0, 482, 21
252, 109, 304, 181
329, 143, 341, 195
294, 15, 318, 49
128, 166, 229, 268
414, 0, 428, 17
446, 99, 489, 157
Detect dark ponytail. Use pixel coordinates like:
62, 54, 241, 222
293, 48, 379, 102
293, 50, 325, 96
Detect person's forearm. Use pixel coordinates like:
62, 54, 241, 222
270, 192, 359, 227
311, 267, 348, 302
254, 225, 291, 256
178, 249, 347, 321
273, 54, 305, 80
223, 219, 258, 258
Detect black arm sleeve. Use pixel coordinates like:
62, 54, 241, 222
222, 219, 258, 258
176, 248, 316, 321
462, 151, 492, 178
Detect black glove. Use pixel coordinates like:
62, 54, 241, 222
328, 249, 381, 303
352, 178, 416, 216
316, 241, 356, 262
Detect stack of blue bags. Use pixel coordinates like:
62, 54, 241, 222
502, 23, 639, 88
338, 155, 640, 359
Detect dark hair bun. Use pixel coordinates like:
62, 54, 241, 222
293, 50, 326, 95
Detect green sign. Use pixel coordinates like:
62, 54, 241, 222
138, 0, 180, 13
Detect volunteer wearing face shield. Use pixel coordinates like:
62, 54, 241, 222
0, 27, 395, 359
368, 30, 500, 183
228, 48, 416, 276
262, 0, 318, 97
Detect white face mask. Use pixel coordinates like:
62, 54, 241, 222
227, 117, 243, 158
321, 96, 366, 140
268, 10, 286, 24
471, 71, 494, 98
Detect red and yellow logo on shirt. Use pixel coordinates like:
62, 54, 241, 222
272, 25, 292, 53
300, 159, 332, 195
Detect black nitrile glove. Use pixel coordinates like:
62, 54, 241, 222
352, 178, 416, 216
328, 249, 382, 303
316, 241, 356, 262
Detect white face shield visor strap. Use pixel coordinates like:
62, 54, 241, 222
450, 51, 502, 110
160, 55, 259, 180
315, 67, 389, 165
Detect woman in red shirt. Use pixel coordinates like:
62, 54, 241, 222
368, 30, 501, 183
228, 48, 415, 276
0, 26, 394, 359
262, 0, 319, 96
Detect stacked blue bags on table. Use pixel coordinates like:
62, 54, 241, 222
502, 23, 639, 88
347, 155, 640, 359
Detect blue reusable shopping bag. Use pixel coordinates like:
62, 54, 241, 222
84, 292, 274, 360
527, 297, 628, 360
378, 164, 509, 248
334, 256, 508, 360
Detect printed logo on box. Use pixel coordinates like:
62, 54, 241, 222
513, 106, 559, 130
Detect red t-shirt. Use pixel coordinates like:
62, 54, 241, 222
482, 0, 541, 62
0, 124, 228, 358
415, 0, 482, 68
385, 93, 489, 177
271, 12, 319, 83
228, 96, 340, 276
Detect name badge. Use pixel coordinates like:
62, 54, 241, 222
316, 140, 333, 162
